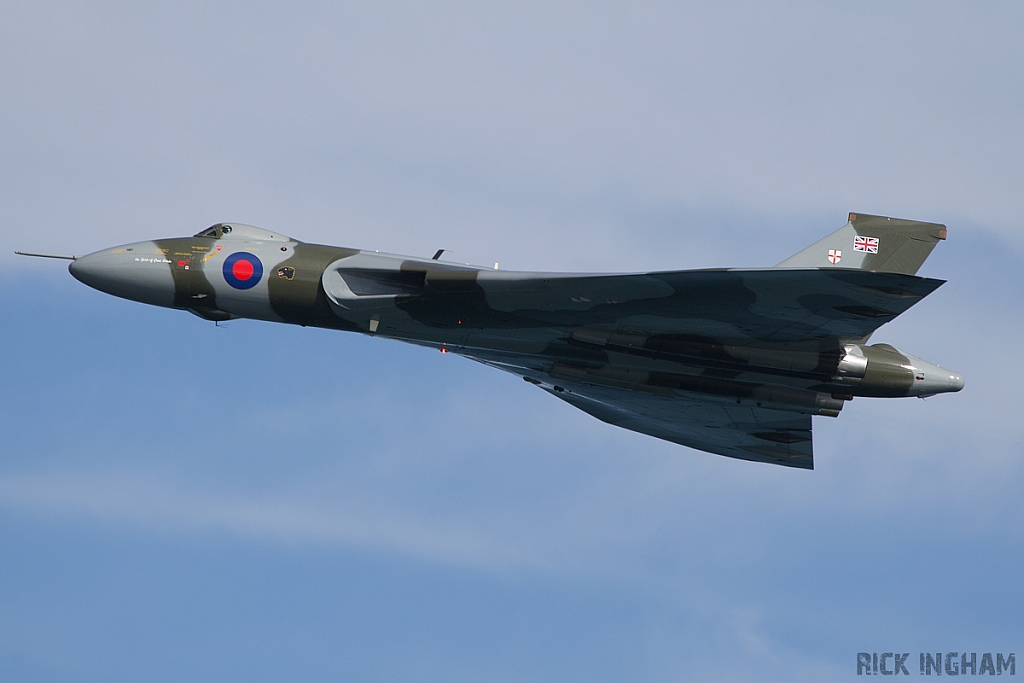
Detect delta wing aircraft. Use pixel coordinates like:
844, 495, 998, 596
19, 212, 963, 469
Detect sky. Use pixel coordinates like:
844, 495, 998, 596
1, 2, 1023, 681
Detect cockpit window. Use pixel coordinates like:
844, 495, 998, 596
194, 225, 221, 238
193, 224, 236, 238
192, 222, 284, 241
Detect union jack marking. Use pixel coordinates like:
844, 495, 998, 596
854, 236, 879, 253
828, 249, 842, 264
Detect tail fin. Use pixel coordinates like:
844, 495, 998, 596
775, 212, 947, 275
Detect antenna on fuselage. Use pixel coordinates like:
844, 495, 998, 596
15, 251, 77, 260
431, 249, 446, 260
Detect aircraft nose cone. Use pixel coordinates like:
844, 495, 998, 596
68, 251, 105, 287
948, 372, 965, 392
898, 349, 966, 397
70, 244, 177, 308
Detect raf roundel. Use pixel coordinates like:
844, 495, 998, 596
223, 252, 264, 289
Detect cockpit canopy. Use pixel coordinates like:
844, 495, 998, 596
193, 223, 292, 242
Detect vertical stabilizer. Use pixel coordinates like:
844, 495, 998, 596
775, 213, 947, 275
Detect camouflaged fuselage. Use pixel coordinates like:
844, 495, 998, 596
64, 218, 963, 469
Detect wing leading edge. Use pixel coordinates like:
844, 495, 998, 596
468, 268, 944, 344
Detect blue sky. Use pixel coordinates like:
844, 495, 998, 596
2, 3, 1022, 681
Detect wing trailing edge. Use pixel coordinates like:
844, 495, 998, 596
543, 382, 815, 469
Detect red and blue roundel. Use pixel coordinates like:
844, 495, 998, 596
223, 252, 263, 289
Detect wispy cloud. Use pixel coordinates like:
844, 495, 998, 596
0, 471, 544, 571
